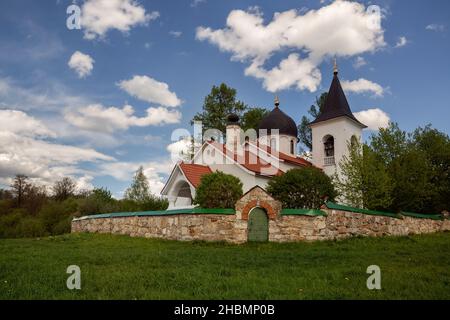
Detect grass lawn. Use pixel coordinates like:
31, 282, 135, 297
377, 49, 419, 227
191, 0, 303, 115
1, 232, 449, 300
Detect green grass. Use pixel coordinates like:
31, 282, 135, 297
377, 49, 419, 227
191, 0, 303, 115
1, 232, 450, 300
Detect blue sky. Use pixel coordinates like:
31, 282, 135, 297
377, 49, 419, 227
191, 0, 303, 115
0, 0, 449, 197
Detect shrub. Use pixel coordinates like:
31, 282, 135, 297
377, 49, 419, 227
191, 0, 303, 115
266, 167, 337, 209
194, 172, 243, 208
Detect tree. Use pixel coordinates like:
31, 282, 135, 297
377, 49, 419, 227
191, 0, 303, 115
192, 83, 247, 134
297, 92, 327, 151
335, 140, 393, 210
241, 107, 269, 131
266, 167, 337, 209
10, 175, 31, 207
411, 125, 450, 213
124, 166, 151, 202
52, 177, 76, 201
194, 172, 243, 208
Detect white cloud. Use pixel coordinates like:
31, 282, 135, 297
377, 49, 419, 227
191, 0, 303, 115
169, 31, 182, 38
341, 78, 384, 97
99, 160, 173, 195
68, 51, 94, 78
0, 109, 114, 187
354, 108, 390, 130
426, 24, 445, 32
81, 0, 160, 40
167, 138, 192, 162
353, 56, 367, 69
118, 75, 182, 107
395, 36, 408, 48
64, 104, 181, 133
196, 1, 385, 92
0, 110, 56, 138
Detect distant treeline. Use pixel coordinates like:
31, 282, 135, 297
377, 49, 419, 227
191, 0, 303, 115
0, 166, 168, 238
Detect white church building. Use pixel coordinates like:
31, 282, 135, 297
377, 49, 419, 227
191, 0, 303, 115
161, 65, 366, 209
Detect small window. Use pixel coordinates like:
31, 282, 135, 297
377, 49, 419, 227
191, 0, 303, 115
290, 140, 295, 154
324, 136, 334, 157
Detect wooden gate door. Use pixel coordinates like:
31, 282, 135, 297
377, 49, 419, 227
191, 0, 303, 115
247, 208, 269, 242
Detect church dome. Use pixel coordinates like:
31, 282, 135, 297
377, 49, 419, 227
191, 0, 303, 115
258, 99, 298, 137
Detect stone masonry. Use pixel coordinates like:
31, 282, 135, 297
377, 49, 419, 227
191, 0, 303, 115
72, 186, 450, 243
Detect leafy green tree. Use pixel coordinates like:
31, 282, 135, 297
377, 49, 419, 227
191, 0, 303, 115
241, 107, 269, 131
267, 167, 337, 209
335, 140, 393, 210
124, 166, 152, 203
411, 125, 450, 212
297, 92, 327, 151
192, 83, 247, 134
194, 172, 243, 208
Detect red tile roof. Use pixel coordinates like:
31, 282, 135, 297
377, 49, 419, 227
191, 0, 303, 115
178, 163, 212, 188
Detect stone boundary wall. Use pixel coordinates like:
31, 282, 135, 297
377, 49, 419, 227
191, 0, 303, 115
71, 208, 450, 244
71, 186, 450, 243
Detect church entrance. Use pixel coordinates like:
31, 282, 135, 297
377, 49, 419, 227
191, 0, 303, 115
247, 208, 269, 242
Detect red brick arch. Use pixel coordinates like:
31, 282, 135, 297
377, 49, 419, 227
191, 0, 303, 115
241, 200, 277, 220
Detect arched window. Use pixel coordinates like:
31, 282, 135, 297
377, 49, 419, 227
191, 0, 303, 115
323, 135, 335, 157
323, 135, 335, 166
290, 140, 295, 154
270, 138, 277, 151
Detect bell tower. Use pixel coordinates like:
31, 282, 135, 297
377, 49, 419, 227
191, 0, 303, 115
309, 60, 367, 177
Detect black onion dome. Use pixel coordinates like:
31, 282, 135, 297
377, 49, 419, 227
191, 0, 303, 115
227, 113, 240, 124
258, 107, 298, 137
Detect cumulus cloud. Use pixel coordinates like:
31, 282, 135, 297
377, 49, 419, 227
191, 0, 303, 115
81, 0, 160, 40
99, 160, 173, 195
68, 51, 94, 78
196, 0, 385, 92
353, 56, 367, 69
64, 104, 181, 133
354, 108, 390, 130
341, 78, 384, 97
0, 109, 114, 187
426, 24, 445, 32
0, 110, 56, 138
395, 36, 408, 48
118, 75, 182, 107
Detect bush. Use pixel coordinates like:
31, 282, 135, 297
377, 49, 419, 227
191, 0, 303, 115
194, 172, 243, 208
267, 167, 337, 209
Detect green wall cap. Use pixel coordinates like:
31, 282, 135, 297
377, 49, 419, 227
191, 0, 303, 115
325, 202, 402, 219
281, 209, 327, 216
73, 208, 235, 221
400, 211, 443, 221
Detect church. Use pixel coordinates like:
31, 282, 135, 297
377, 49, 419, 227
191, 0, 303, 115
161, 63, 367, 209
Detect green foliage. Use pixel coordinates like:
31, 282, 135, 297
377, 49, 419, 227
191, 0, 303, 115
241, 107, 269, 131
192, 83, 247, 134
338, 123, 450, 214
267, 167, 337, 209
124, 166, 152, 202
194, 172, 243, 208
335, 140, 393, 210
297, 92, 327, 151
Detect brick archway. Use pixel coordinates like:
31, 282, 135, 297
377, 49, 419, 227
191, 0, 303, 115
242, 200, 277, 220
235, 186, 282, 220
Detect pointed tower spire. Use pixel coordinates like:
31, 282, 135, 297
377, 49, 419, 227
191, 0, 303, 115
333, 57, 338, 75
274, 95, 280, 108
